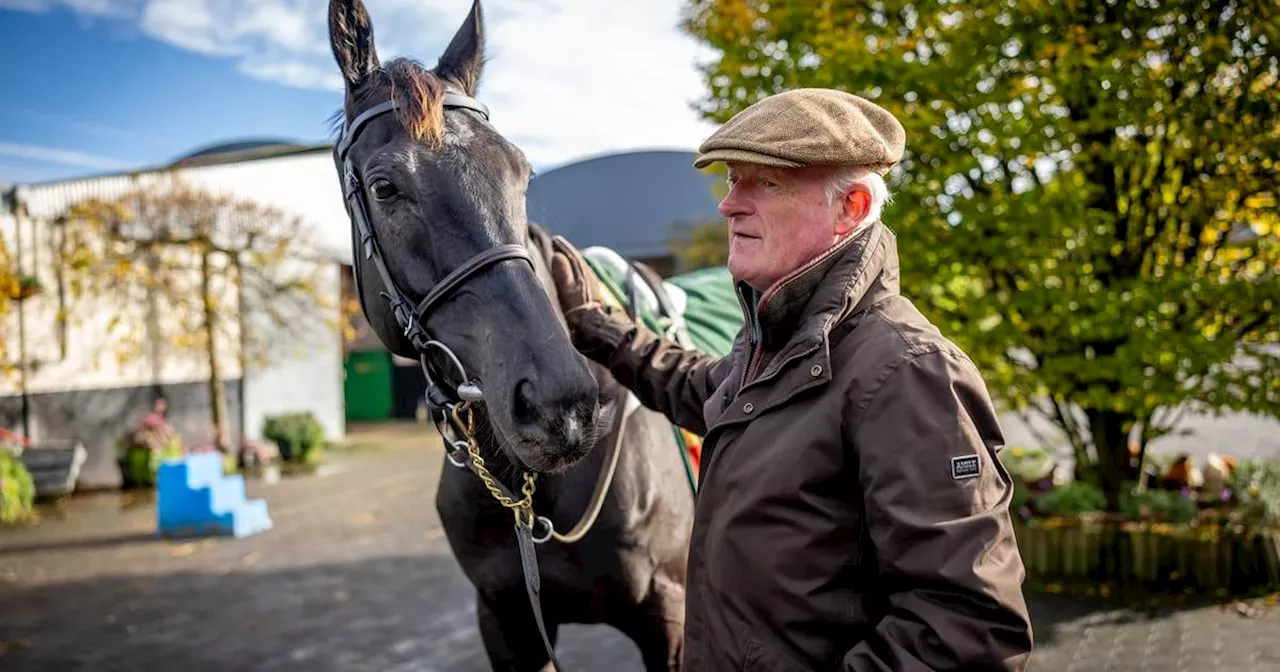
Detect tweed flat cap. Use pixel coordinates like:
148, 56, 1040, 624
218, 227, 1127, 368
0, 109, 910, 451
693, 88, 906, 174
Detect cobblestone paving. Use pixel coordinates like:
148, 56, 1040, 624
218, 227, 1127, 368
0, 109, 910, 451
2, 422, 1278, 671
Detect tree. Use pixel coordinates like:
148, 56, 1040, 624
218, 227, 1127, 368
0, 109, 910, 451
0, 231, 16, 376
667, 163, 731, 272
61, 174, 336, 454
0, 217, 41, 383
668, 219, 731, 272
682, 0, 1280, 506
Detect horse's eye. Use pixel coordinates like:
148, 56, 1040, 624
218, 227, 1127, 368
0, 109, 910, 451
370, 179, 397, 201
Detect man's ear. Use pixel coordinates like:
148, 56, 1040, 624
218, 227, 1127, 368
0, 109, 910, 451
835, 185, 872, 236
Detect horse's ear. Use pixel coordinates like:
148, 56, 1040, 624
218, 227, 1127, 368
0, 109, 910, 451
436, 0, 485, 95
328, 0, 380, 89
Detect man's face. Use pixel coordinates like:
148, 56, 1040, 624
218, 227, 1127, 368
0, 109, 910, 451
720, 162, 858, 292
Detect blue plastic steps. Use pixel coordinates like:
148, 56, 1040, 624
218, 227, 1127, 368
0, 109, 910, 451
156, 452, 273, 539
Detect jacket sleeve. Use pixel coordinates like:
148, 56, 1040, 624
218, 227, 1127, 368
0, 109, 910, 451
568, 305, 733, 435
841, 348, 1034, 671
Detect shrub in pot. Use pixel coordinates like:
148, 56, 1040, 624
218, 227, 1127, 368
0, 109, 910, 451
262, 412, 325, 464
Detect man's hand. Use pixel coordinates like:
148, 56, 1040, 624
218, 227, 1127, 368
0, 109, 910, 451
547, 234, 729, 436
549, 235, 607, 320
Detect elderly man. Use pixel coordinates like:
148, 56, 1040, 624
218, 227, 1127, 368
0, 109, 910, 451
549, 88, 1033, 671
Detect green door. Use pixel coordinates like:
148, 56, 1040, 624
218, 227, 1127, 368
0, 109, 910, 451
344, 351, 393, 421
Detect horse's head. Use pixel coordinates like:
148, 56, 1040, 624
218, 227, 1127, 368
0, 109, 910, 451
328, 0, 605, 472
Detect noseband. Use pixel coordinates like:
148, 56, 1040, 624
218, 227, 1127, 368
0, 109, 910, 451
337, 92, 534, 411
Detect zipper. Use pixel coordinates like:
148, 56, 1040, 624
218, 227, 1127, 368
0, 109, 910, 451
730, 276, 826, 397
734, 285, 765, 395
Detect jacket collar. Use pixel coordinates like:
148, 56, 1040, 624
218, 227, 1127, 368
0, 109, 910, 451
735, 220, 900, 362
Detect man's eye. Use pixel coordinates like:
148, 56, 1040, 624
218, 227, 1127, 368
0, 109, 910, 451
370, 179, 397, 200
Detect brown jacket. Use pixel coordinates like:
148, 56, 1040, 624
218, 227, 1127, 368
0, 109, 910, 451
569, 221, 1033, 671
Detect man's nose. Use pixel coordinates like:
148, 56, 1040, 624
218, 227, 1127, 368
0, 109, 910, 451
718, 187, 749, 219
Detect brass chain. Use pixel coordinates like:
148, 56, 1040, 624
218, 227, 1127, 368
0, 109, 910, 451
450, 404, 538, 528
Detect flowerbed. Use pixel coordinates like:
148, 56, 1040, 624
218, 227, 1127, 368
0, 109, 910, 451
1002, 447, 1280, 596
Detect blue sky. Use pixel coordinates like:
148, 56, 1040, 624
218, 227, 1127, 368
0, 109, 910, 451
0, 0, 718, 186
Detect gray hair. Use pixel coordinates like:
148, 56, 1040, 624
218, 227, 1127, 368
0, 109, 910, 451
824, 166, 891, 223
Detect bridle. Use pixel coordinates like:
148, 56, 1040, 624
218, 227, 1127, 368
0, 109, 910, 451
335, 90, 629, 672
337, 92, 533, 412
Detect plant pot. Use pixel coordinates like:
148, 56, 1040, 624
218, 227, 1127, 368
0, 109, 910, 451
11, 276, 41, 301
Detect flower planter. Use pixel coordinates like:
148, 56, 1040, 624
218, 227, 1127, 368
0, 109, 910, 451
10, 276, 41, 301
1014, 517, 1280, 595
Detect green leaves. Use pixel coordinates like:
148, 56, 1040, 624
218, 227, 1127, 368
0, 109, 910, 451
683, 0, 1280, 491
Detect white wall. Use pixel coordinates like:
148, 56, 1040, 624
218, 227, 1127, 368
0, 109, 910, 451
1, 209, 244, 399
241, 262, 346, 444
3, 150, 349, 450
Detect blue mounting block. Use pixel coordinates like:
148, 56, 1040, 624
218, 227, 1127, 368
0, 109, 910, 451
156, 453, 273, 539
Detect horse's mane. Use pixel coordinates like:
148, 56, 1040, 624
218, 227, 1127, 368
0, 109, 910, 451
326, 58, 449, 149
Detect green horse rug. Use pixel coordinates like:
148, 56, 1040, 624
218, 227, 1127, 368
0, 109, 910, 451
580, 246, 744, 493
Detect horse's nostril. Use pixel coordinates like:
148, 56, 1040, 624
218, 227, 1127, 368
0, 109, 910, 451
510, 376, 598, 453
512, 378, 540, 428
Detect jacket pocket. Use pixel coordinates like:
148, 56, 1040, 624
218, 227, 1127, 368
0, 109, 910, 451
742, 636, 813, 672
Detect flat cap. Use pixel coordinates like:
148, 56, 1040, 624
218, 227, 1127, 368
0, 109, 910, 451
693, 88, 906, 174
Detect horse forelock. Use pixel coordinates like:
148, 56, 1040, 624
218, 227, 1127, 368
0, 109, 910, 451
327, 57, 449, 148
385, 58, 447, 148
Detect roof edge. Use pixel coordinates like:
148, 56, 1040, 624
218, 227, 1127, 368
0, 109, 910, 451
12, 141, 335, 189
533, 146, 702, 178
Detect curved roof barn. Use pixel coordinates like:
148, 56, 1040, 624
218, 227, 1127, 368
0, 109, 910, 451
169, 139, 320, 168
525, 150, 724, 260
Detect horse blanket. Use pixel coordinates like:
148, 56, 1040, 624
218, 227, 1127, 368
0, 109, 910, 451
581, 247, 744, 492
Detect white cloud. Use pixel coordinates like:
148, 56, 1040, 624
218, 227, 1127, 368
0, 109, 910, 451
0, 141, 132, 169
3, 0, 722, 170
480, 0, 720, 168
0, 0, 131, 15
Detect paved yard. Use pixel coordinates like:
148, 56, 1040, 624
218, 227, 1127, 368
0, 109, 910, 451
2, 421, 1278, 671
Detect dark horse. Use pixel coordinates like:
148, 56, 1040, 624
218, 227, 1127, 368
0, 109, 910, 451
326, 0, 693, 669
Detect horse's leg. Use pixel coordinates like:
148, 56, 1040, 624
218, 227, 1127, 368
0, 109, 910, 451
612, 571, 686, 672
476, 590, 560, 672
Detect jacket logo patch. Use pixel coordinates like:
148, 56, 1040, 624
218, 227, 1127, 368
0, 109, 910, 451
951, 455, 980, 480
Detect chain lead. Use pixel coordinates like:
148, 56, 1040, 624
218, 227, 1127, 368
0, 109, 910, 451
448, 405, 540, 520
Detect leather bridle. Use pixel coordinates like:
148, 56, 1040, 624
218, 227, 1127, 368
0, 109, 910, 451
336, 90, 576, 671
337, 92, 534, 411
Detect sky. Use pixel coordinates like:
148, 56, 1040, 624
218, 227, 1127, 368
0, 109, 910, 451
0, 0, 722, 186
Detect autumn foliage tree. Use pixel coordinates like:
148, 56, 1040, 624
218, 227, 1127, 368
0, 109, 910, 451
0, 232, 16, 376
668, 163, 731, 272
682, 0, 1280, 506
61, 175, 335, 454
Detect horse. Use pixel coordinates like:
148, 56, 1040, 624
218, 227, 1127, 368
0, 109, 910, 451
325, 1, 694, 669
